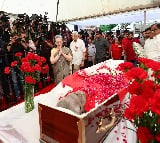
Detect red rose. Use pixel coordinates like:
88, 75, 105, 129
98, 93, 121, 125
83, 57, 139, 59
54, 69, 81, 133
21, 57, 28, 63
34, 55, 41, 65
150, 90, 160, 115
25, 76, 36, 84
34, 64, 41, 72
124, 107, 136, 120
20, 62, 34, 73
117, 62, 134, 72
137, 127, 154, 143
15, 52, 23, 57
141, 80, 155, 100
142, 80, 155, 90
126, 95, 149, 117
34, 54, 41, 62
128, 80, 142, 95
26, 52, 35, 60
138, 57, 154, 65
40, 57, 46, 63
126, 67, 148, 81
146, 61, 160, 71
4, 67, 10, 74
11, 60, 18, 67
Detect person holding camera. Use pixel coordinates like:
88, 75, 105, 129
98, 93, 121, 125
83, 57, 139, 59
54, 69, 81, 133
7, 33, 28, 102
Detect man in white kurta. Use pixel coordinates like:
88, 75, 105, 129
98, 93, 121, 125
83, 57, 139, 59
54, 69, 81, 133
70, 31, 86, 73
144, 38, 159, 61
153, 23, 160, 61
144, 24, 160, 61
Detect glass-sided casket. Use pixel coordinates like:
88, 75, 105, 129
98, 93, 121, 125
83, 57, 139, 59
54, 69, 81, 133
38, 60, 128, 143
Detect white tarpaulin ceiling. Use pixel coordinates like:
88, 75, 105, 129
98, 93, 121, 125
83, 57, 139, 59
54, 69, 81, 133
70, 8, 160, 26
0, 0, 160, 24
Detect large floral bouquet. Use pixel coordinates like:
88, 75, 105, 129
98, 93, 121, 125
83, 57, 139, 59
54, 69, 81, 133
4, 52, 49, 112
118, 58, 160, 143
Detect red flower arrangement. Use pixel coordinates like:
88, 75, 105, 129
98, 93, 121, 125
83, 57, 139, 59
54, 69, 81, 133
118, 57, 160, 143
4, 52, 49, 112
5, 52, 49, 85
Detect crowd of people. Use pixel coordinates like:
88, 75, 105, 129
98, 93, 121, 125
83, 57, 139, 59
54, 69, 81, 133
0, 10, 160, 111
0, 11, 72, 108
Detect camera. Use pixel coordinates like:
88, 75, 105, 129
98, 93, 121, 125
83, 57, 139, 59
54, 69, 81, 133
0, 11, 10, 28
50, 22, 67, 35
16, 14, 26, 27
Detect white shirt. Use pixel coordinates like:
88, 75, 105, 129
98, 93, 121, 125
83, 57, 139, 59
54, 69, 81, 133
70, 38, 86, 65
154, 33, 160, 52
88, 43, 96, 56
144, 37, 160, 61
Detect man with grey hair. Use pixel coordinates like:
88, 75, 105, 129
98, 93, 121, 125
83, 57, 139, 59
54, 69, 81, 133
70, 31, 86, 73
50, 35, 72, 84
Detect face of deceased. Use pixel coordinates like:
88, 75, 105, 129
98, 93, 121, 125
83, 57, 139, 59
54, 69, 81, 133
56, 90, 86, 115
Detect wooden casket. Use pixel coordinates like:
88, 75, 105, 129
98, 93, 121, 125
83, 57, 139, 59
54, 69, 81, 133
38, 60, 127, 143
38, 93, 123, 143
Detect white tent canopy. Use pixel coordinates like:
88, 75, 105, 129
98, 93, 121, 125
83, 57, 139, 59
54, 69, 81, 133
69, 8, 160, 26
0, 0, 160, 22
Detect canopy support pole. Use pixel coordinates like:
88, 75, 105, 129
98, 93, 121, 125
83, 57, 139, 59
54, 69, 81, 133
1, 0, 6, 10
56, 0, 59, 22
144, 10, 146, 26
